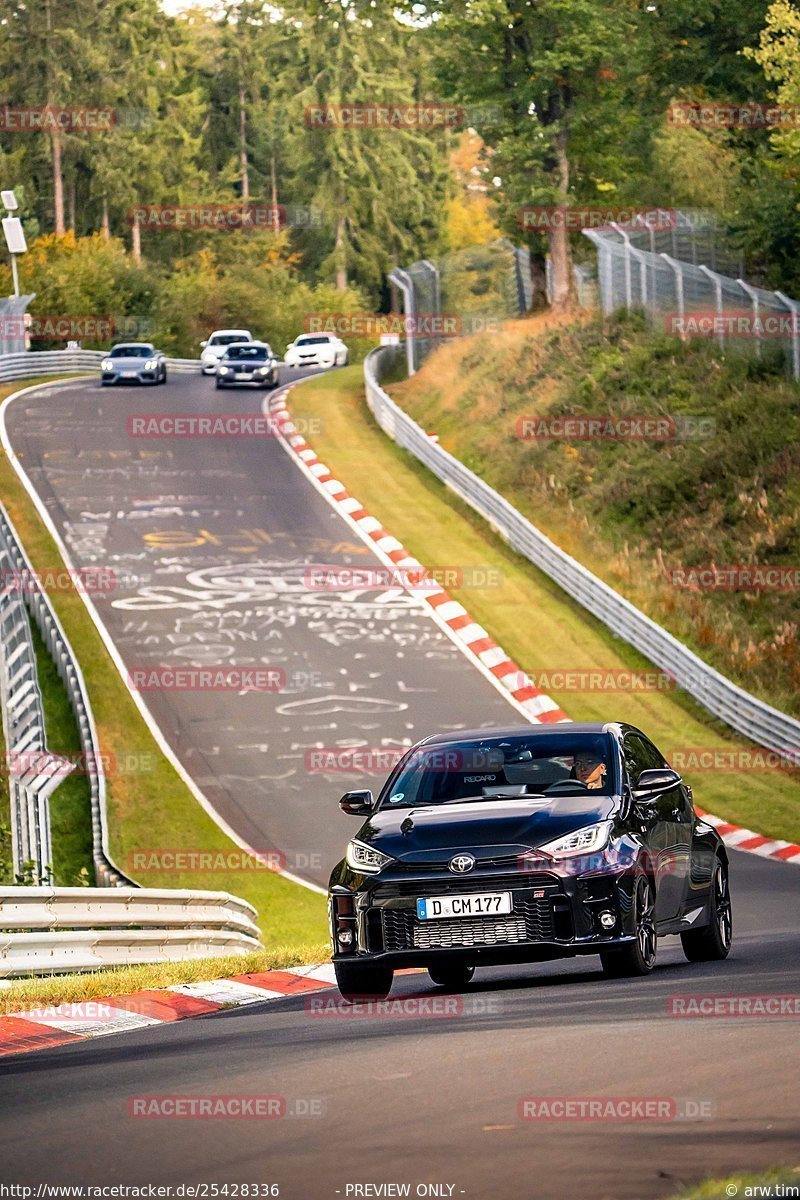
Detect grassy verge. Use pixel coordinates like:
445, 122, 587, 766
289, 366, 800, 844
0, 942, 330, 1013
392, 311, 800, 717
0, 377, 327, 947
674, 1167, 799, 1199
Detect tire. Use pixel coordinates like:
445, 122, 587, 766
161, 368, 168, 385
428, 961, 475, 991
681, 856, 732, 962
215, 381, 223, 390
600, 874, 657, 978
334, 960, 394, 1001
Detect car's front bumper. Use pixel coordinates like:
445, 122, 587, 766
101, 368, 160, 384
216, 369, 276, 386
285, 355, 335, 368
329, 863, 639, 968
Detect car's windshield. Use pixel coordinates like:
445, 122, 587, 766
209, 333, 249, 346
223, 345, 267, 360
295, 335, 330, 346
379, 732, 617, 808
110, 345, 154, 357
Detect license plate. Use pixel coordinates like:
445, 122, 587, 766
121, 371, 137, 378
416, 892, 512, 920
236, 371, 252, 378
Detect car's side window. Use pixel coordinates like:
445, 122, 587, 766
622, 736, 646, 787
636, 736, 666, 771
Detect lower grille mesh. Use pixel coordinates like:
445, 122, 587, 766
412, 914, 528, 949
382, 895, 556, 952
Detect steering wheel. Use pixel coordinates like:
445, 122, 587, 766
542, 779, 590, 793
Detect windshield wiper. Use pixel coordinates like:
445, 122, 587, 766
439, 793, 547, 805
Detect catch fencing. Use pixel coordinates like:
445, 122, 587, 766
390, 239, 532, 375
364, 345, 800, 759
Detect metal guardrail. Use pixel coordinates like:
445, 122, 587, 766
0, 505, 74, 883
0, 886, 261, 976
364, 346, 800, 759
0, 349, 201, 382
0, 499, 131, 887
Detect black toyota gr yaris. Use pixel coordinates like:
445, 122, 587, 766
328, 722, 732, 999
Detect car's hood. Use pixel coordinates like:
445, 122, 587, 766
358, 795, 619, 862
111, 355, 152, 366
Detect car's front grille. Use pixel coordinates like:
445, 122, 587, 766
373, 872, 557, 900
381, 894, 556, 953
412, 914, 528, 949
392, 855, 544, 875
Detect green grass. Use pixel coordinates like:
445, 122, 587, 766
31, 620, 95, 886
289, 365, 800, 844
392, 311, 800, 717
0, 942, 330, 1014
673, 1166, 799, 1199
0, 377, 327, 947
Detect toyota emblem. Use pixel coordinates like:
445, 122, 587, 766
449, 853, 476, 874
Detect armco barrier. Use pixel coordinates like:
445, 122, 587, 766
364, 346, 800, 759
0, 499, 130, 887
0, 886, 261, 976
0, 349, 201, 383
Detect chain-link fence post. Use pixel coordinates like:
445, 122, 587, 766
388, 267, 416, 376
699, 266, 725, 351
737, 280, 762, 360
775, 291, 800, 381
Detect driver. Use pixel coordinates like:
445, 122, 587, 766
573, 752, 607, 791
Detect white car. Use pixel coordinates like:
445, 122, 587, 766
284, 332, 348, 369
200, 329, 253, 375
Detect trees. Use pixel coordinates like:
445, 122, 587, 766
285, 0, 448, 297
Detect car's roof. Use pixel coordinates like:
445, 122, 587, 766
210, 328, 250, 334
223, 340, 270, 350
418, 722, 628, 746
111, 342, 154, 351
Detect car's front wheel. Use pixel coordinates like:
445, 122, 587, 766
681, 856, 732, 962
428, 961, 475, 991
600, 874, 657, 978
334, 960, 394, 1001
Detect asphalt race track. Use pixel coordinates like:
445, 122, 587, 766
0, 852, 799, 1198
1, 370, 799, 1199
3, 369, 519, 887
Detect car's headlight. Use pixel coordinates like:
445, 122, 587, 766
537, 821, 613, 859
144, 359, 156, 370
345, 839, 394, 875
257, 366, 269, 375
101, 359, 114, 371
218, 366, 231, 375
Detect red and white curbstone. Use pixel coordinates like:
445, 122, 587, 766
0, 963, 337, 1058
694, 808, 800, 865
269, 383, 800, 872
270, 389, 569, 726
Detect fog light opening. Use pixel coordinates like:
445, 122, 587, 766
337, 928, 355, 947
599, 910, 616, 930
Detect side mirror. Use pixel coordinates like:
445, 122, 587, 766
339, 789, 374, 816
200, 340, 208, 348
633, 768, 682, 803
